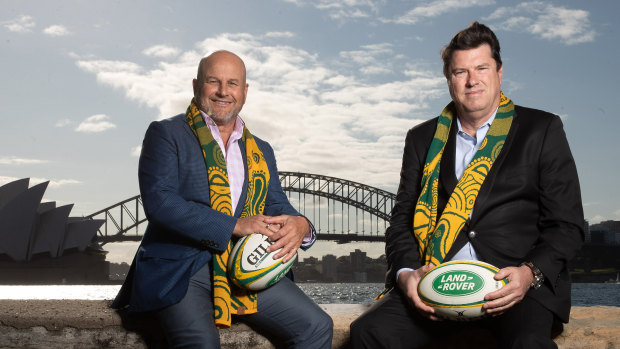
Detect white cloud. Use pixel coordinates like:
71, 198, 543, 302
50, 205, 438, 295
55, 118, 73, 127
0, 157, 48, 165
75, 114, 117, 133
388, 0, 495, 24
360, 66, 392, 75
285, 0, 381, 21
264, 31, 296, 39
77, 58, 191, 115
339, 43, 396, 75
44, 178, 82, 188
43, 25, 71, 36
3, 15, 35, 33
131, 145, 142, 157
143, 45, 180, 58
588, 215, 605, 225
0, 176, 80, 188
485, 2, 596, 45
75, 32, 446, 188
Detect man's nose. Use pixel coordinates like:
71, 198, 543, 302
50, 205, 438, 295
466, 72, 479, 87
217, 83, 227, 96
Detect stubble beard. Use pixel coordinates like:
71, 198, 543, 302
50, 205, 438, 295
197, 98, 237, 125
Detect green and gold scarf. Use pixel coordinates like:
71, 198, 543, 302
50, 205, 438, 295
413, 92, 514, 266
186, 98, 270, 328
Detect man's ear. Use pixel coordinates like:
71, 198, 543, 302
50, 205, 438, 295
192, 78, 199, 97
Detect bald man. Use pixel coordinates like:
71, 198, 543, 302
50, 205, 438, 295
112, 51, 333, 349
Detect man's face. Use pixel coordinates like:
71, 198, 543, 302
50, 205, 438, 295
447, 44, 503, 121
193, 52, 248, 125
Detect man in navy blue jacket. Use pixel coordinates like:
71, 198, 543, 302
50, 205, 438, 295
112, 50, 332, 349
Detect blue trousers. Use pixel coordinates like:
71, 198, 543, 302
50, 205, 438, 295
156, 263, 333, 348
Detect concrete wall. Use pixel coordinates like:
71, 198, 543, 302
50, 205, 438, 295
0, 300, 617, 348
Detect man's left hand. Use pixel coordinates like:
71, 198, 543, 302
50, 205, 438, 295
263, 215, 309, 263
482, 265, 535, 316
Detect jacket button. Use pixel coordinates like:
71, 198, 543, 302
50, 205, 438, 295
468, 231, 476, 239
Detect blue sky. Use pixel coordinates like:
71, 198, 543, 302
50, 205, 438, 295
1, 0, 618, 262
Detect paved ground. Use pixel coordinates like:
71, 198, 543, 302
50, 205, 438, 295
0, 301, 617, 348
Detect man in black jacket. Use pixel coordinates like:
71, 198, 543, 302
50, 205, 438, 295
350, 22, 584, 349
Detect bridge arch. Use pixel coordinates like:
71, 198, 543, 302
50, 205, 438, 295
279, 172, 395, 242
89, 172, 395, 244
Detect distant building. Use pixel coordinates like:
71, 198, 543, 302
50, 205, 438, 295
350, 249, 366, 272
0, 178, 107, 284
322, 254, 337, 282
590, 220, 620, 245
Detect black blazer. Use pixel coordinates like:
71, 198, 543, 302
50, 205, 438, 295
385, 105, 584, 322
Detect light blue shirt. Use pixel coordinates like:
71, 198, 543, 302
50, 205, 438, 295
396, 109, 498, 280
449, 109, 497, 262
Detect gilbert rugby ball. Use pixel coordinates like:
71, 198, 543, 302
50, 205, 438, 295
417, 260, 508, 321
228, 233, 296, 291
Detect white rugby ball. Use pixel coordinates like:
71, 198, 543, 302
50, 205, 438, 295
417, 260, 508, 321
228, 233, 296, 291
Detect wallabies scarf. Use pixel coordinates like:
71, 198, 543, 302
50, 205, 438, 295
185, 98, 270, 328
413, 92, 514, 266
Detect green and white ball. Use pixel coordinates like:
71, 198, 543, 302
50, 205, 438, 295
228, 233, 296, 291
417, 260, 508, 321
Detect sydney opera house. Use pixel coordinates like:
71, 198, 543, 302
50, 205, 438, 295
0, 178, 109, 284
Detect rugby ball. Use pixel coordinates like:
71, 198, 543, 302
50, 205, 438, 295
228, 233, 296, 291
417, 260, 508, 321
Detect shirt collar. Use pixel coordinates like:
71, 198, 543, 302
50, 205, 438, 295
200, 112, 245, 144
456, 107, 498, 144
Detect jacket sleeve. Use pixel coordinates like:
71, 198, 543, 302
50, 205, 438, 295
138, 120, 234, 252
385, 128, 427, 287
527, 115, 584, 290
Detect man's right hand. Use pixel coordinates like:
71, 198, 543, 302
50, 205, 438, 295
232, 215, 278, 238
397, 264, 442, 321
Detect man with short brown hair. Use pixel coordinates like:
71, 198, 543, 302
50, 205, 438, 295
350, 22, 584, 349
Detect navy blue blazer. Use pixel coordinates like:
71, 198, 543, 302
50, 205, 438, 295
112, 114, 310, 312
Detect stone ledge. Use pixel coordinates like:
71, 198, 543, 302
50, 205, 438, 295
0, 300, 617, 348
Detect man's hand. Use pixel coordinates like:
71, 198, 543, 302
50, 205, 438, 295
232, 215, 275, 238
263, 215, 309, 263
483, 265, 534, 316
397, 264, 442, 321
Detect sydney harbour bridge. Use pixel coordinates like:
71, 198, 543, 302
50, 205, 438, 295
87, 172, 396, 245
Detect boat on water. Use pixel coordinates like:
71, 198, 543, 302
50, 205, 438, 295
604, 272, 619, 284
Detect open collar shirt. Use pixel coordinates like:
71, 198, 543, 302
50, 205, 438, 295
202, 112, 314, 244
449, 108, 498, 262
397, 108, 498, 279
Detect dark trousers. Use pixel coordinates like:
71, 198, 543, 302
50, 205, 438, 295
156, 263, 333, 349
350, 288, 558, 349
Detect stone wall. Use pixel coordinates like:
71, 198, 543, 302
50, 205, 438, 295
0, 300, 617, 348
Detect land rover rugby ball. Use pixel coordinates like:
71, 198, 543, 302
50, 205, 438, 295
417, 260, 508, 321
228, 233, 296, 291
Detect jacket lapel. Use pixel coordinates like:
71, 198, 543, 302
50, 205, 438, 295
234, 139, 249, 217
439, 118, 458, 212
469, 108, 520, 226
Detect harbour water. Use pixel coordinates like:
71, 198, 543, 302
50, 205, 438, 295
0, 283, 618, 307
